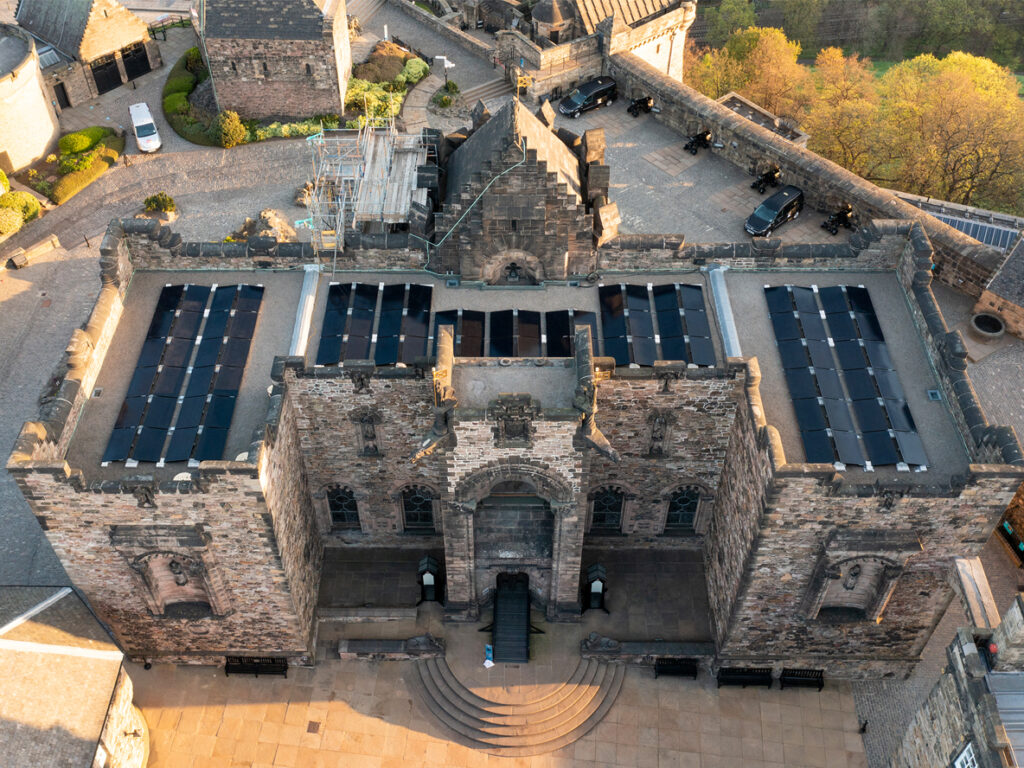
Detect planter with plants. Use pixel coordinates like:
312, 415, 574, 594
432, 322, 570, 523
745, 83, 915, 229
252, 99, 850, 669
139, 192, 178, 222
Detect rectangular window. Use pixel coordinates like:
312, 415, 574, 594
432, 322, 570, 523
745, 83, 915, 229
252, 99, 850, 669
954, 743, 978, 768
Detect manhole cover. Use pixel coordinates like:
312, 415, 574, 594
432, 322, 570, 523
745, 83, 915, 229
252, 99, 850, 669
307, 721, 320, 734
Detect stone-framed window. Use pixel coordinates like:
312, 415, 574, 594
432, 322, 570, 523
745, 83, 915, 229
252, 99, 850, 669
588, 487, 624, 534
326, 485, 360, 530
663, 485, 703, 534
953, 742, 978, 768
402, 486, 436, 533
805, 555, 902, 624
134, 553, 219, 619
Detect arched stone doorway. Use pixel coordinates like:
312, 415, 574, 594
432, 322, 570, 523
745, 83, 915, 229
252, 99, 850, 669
479, 250, 546, 285
474, 480, 554, 606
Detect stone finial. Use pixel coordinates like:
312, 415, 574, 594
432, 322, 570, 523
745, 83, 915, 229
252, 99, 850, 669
594, 201, 620, 247
537, 98, 556, 129
471, 100, 491, 130
582, 128, 605, 165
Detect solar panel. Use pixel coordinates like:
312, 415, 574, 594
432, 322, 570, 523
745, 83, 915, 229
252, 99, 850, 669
845, 286, 874, 314
778, 340, 810, 370
679, 284, 704, 310
203, 310, 230, 339
818, 286, 848, 315
771, 313, 801, 341
824, 312, 857, 341
228, 311, 258, 340
345, 326, 373, 359
489, 310, 514, 357
205, 396, 237, 429
221, 338, 251, 368
625, 284, 650, 310
163, 338, 193, 368
802, 430, 837, 463
852, 398, 890, 432
793, 399, 827, 432
127, 366, 158, 398
815, 368, 843, 400
352, 283, 379, 311
236, 285, 264, 312
791, 286, 818, 314
176, 397, 206, 429
932, 213, 1018, 250
657, 308, 684, 339
374, 285, 405, 365
854, 312, 884, 342
631, 336, 658, 366
863, 431, 900, 465
545, 311, 572, 357
784, 367, 818, 399
845, 369, 878, 400
884, 399, 917, 432
317, 334, 343, 365
171, 311, 202, 339
683, 308, 711, 338
155, 285, 184, 311
102, 428, 136, 463
652, 284, 679, 311
807, 340, 835, 370
400, 335, 428, 363
210, 285, 238, 312
832, 430, 866, 466
213, 365, 244, 394
374, 336, 400, 366
461, 310, 485, 356
194, 338, 221, 368
689, 337, 716, 367
895, 430, 928, 466
186, 366, 216, 398
660, 336, 688, 362
164, 428, 198, 463
144, 396, 178, 429
133, 427, 167, 463
146, 310, 175, 340
380, 284, 405, 315
764, 285, 793, 315
138, 338, 166, 368
153, 366, 186, 396
114, 397, 147, 430
873, 369, 904, 400
628, 309, 654, 339
194, 428, 228, 462
864, 341, 893, 370
519, 311, 541, 357
823, 398, 855, 432
835, 341, 867, 370
604, 336, 630, 366
181, 284, 211, 313
799, 313, 827, 340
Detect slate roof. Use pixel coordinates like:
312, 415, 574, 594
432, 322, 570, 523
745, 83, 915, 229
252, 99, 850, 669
987, 236, 1024, 304
572, 0, 676, 34
202, 0, 327, 40
533, 0, 574, 26
15, 0, 93, 57
445, 100, 582, 205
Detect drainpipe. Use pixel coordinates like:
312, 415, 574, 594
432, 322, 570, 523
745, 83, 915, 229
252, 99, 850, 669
707, 263, 742, 358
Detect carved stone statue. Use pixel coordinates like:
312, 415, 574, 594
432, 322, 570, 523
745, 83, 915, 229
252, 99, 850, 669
573, 381, 620, 462
132, 485, 157, 508
351, 408, 382, 456
490, 394, 539, 447
349, 369, 371, 394
647, 410, 673, 457
411, 382, 458, 462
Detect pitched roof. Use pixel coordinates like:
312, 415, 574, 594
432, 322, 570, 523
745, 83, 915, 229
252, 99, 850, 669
15, 0, 93, 57
202, 0, 327, 40
445, 100, 582, 205
533, 0, 574, 26
572, 0, 676, 34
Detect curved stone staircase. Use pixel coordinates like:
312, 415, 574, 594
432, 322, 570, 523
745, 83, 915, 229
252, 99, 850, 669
406, 656, 625, 757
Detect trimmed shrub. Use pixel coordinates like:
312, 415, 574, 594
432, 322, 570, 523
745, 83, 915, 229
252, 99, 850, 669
372, 40, 416, 62
0, 207, 22, 235
0, 190, 41, 222
144, 192, 176, 212
51, 136, 124, 204
163, 92, 190, 115
401, 57, 429, 85
353, 54, 405, 83
32, 179, 53, 198
59, 151, 96, 175
58, 126, 108, 154
0, 168, 8, 193
210, 110, 247, 148
164, 73, 197, 96
444, 80, 459, 94
185, 46, 203, 71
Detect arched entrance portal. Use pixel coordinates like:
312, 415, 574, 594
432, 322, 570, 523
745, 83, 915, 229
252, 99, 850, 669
475, 480, 554, 605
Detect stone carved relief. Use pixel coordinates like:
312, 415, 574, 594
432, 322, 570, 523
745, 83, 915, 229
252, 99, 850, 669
647, 409, 675, 457
805, 554, 902, 624
411, 381, 458, 463
349, 369, 372, 393
131, 552, 219, 618
350, 407, 383, 456
131, 485, 157, 508
489, 394, 540, 447
573, 381, 620, 462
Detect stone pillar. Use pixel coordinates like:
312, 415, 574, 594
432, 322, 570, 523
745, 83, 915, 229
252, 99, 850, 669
441, 500, 479, 621
546, 501, 584, 621
667, 28, 686, 82
992, 593, 1024, 670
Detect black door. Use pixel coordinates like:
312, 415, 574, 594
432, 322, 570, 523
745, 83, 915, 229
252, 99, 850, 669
491, 573, 530, 663
90, 55, 122, 94
53, 82, 70, 110
121, 43, 151, 80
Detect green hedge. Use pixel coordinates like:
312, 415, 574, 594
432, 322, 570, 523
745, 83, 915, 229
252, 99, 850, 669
0, 190, 41, 221
162, 53, 197, 97
58, 126, 109, 155
0, 207, 21, 235
51, 136, 125, 204
163, 92, 190, 115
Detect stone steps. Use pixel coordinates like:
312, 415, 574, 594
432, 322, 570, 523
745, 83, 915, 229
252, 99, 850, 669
406, 656, 625, 757
460, 77, 513, 105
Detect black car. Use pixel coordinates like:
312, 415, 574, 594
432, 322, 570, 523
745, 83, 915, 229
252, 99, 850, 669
558, 76, 617, 118
744, 185, 804, 236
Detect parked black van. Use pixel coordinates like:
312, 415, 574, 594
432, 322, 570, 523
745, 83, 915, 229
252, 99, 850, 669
744, 185, 804, 236
558, 77, 617, 118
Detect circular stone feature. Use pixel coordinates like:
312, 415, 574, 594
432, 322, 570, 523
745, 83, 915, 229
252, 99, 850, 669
970, 312, 1005, 341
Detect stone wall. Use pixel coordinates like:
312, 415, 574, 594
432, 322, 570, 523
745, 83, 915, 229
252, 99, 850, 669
975, 288, 1024, 340
435, 143, 595, 279
79, 0, 153, 63
604, 52, 1005, 297
385, 0, 494, 60
95, 667, 147, 768
496, 32, 602, 101
203, 12, 349, 119
41, 59, 96, 110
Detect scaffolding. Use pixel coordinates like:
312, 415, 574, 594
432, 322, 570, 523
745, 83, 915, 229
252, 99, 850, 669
303, 111, 427, 261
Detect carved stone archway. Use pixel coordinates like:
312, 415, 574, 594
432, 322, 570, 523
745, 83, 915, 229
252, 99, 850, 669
479, 250, 548, 285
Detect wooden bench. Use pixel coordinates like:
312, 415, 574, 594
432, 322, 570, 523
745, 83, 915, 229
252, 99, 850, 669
716, 666, 773, 688
224, 656, 288, 678
654, 658, 699, 679
780, 668, 824, 691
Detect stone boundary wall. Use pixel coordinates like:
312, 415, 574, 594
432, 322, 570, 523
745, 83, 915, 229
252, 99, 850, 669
604, 52, 1004, 297
496, 31, 602, 99
385, 0, 494, 60
95, 667, 148, 768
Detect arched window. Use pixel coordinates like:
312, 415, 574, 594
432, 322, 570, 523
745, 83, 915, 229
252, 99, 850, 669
589, 487, 623, 534
326, 485, 359, 529
402, 486, 435, 533
305, 62, 313, 76
665, 485, 701, 533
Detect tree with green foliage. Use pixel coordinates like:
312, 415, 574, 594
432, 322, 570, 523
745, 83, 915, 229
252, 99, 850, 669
778, 0, 824, 52
210, 111, 247, 148
0, 191, 41, 222
704, 0, 756, 48
0, 207, 22, 236
725, 27, 808, 119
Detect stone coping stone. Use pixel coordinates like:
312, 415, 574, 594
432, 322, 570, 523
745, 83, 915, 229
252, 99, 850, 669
337, 634, 445, 660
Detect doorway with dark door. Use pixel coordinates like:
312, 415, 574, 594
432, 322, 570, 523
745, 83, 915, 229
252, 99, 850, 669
90, 55, 122, 94
53, 81, 70, 110
121, 43, 151, 80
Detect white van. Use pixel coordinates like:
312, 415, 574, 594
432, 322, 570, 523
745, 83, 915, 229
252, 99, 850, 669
129, 102, 162, 153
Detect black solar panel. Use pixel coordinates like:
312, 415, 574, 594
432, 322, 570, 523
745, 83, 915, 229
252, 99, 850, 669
791, 286, 818, 314
815, 368, 844, 400
793, 399, 827, 432
144, 396, 178, 429
210, 285, 238, 312
127, 366, 158, 398
163, 338, 193, 368
102, 428, 135, 463
228, 311, 258, 340
221, 338, 251, 368
213, 365, 244, 394
194, 428, 228, 462
823, 398, 855, 432
625, 284, 650, 310
845, 286, 874, 314
835, 341, 867, 370
683, 308, 711, 338
661, 336, 688, 362
195, 337, 222, 368
400, 335, 428, 363
631, 336, 658, 366
799, 313, 827, 340
679, 284, 704, 310
629, 309, 654, 339
689, 337, 716, 367
205, 396, 237, 429
604, 336, 630, 366
824, 312, 858, 341
316, 333, 343, 366
138, 338, 166, 368
171, 311, 202, 339
236, 285, 264, 312
933, 213, 1018, 250
203, 310, 230, 339
657, 308, 684, 339
864, 341, 893, 370
519, 311, 541, 357
176, 396, 206, 429
884, 400, 917, 432
854, 312, 884, 342
380, 283, 405, 314
845, 369, 878, 400
133, 427, 167, 463
802, 430, 837, 463
155, 285, 184, 311
807, 339, 835, 370
164, 428, 198, 463
784, 367, 818, 399
489, 310, 514, 357
873, 369, 904, 399
863, 431, 900, 465
778, 340, 810, 370
852, 398, 890, 432
374, 336, 400, 366
146, 310, 175, 340
771, 312, 801, 341
153, 366, 186, 397
895, 430, 928, 466
114, 397, 147, 430
545, 311, 572, 357
833, 430, 866, 466
186, 366, 215, 398
352, 283, 379, 311
764, 285, 794, 315
461, 310, 485, 356
818, 286, 848, 315
181, 284, 211, 313
652, 284, 679, 311
345, 326, 373, 360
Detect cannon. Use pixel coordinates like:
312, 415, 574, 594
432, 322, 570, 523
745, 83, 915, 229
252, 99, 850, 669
751, 165, 781, 194
821, 203, 856, 235
684, 130, 711, 154
627, 96, 657, 117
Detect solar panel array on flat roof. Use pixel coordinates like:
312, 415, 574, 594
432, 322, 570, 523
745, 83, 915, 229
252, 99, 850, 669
764, 284, 927, 471
102, 284, 263, 466
599, 283, 715, 366
932, 213, 1019, 251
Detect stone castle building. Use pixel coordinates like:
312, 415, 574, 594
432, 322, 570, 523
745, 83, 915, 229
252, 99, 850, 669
0, 23, 58, 172
193, 0, 351, 120
15, 0, 162, 113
